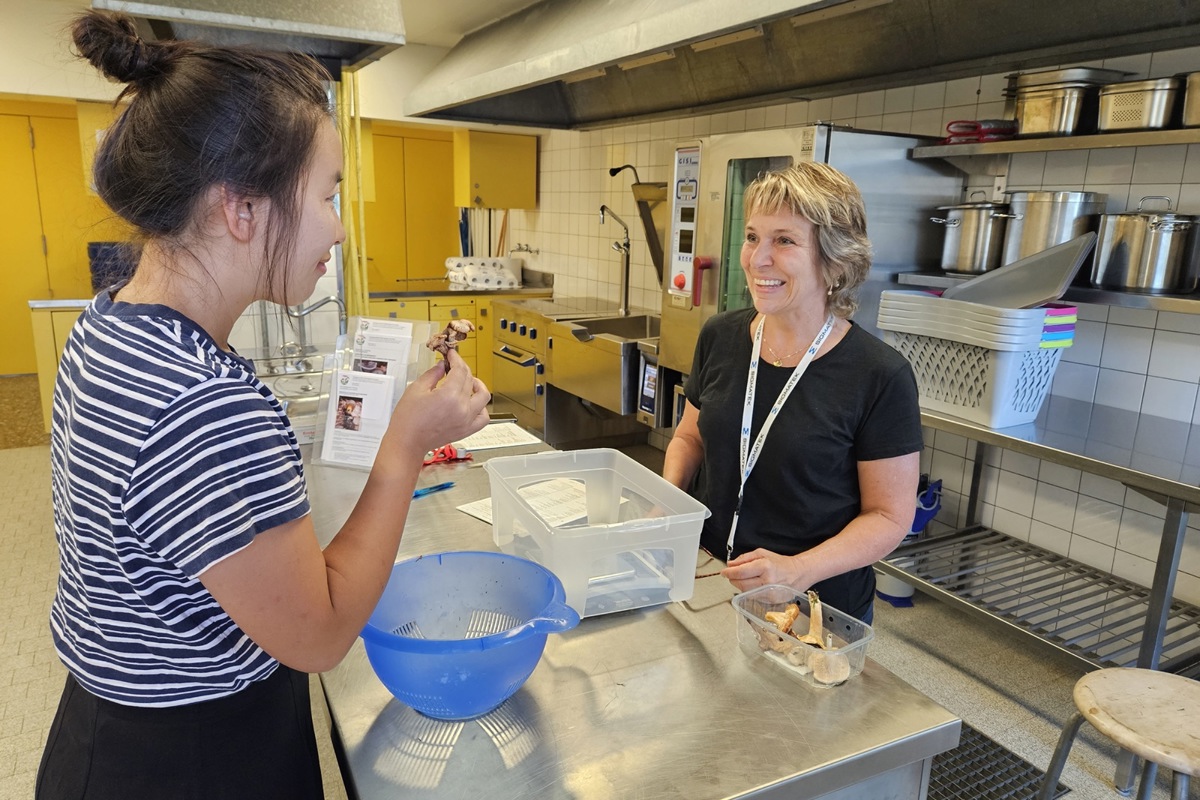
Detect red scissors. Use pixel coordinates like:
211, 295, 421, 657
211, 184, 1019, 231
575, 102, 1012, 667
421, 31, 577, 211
423, 443, 472, 466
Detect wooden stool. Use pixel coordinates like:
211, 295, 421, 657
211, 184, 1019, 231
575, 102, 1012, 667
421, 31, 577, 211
1037, 668, 1200, 800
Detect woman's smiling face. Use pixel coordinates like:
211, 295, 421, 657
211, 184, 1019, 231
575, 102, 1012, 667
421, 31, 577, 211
740, 210, 828, 320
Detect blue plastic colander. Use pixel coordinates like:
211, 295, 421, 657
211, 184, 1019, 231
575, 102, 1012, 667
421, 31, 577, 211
360, 551, 580, 720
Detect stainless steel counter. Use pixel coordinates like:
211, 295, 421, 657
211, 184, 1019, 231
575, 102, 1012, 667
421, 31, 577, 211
308, 444, 959, 800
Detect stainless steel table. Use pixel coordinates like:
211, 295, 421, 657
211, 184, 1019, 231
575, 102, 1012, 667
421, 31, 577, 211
879, 396, 1200, 792
309, 443, 959, 800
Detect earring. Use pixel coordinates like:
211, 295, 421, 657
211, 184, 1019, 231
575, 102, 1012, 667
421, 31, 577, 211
827, 285, 834, 297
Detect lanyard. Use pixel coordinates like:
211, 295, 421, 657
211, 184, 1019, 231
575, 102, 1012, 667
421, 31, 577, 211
727, 313, 835, 561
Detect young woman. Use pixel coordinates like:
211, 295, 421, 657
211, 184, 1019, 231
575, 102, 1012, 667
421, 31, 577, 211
37, 11, 491, 799
663, 162, 922, 623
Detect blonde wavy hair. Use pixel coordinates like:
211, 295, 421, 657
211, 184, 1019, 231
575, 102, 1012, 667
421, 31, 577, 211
742, 162, 872, 318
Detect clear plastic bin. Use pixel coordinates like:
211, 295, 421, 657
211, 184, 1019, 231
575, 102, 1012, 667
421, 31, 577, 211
484, 448, 710, 617
732, 585, 873, 688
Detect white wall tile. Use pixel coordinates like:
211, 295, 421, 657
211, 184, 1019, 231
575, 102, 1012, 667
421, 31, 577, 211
1140, 376, 1198, 422
996, 470, 1037, 516
1080, 472, 1128, 504
912, 82, 946, 111
1099, 324, 1154, 372
1148, 330, 1200, 382
1050, 362, 1098, 402
1029, 519, 1070, 553
1148, 45, 1200, 78
1102, 53, 1151, 79
884, 86, 915, 114
857, 90, 885, 116
1085, 148, 1135, 185
932, 429, 970, 458
1000, 449, 1041, 479
1084, 183, 1132, 213
931, 449, 967, 495
1117, 508, 1165, 558
944, 77, 980, 107
1095, 368, 1146, 412
1033, 482, 1077, 530
1063, 320, 1105, 366
1043, 150, 1090, 185
1107, 306, 1157, 328
1110, 550, 1156, 590
1039, 461, 1081, 492
1006, 152, 1046, 187
1074, 494, 1122, 547
992, 507, 1032, 540
1067, 535, 1116, 573
831, 94, 858, 119
1122, 489, 1165, 518
1131, 145, 1189, 184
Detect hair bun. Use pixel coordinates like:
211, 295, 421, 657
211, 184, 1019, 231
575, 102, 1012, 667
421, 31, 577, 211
72, 10, 170, 85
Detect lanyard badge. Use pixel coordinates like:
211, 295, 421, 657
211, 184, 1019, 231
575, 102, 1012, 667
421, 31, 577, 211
726, 314, 835, 561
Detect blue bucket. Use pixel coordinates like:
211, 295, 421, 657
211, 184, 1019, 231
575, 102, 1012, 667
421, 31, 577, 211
360, 551, 579, 720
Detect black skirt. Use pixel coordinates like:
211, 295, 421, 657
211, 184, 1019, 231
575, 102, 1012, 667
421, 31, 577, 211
36, 665, 325, 800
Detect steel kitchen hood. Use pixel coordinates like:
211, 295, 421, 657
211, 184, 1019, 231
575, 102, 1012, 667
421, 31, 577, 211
405, 0, 1200, 129
91, 0, 405, 76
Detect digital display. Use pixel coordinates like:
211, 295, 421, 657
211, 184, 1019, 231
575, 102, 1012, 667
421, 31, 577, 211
680, 206, 696, 224
678, 229, 694, 255
639, 360, 658, 415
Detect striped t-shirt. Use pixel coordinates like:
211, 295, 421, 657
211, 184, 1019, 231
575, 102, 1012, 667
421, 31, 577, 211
48, 291, 311, 707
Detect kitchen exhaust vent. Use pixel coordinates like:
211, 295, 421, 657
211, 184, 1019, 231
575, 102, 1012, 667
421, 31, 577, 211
91, 0, 405, 77
405, 0, 1200, 128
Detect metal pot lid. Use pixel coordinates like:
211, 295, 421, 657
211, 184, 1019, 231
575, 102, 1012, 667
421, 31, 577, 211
936, 201, 1009, 210
1005, 190, 1107, 203
1104, 196, 1195, 226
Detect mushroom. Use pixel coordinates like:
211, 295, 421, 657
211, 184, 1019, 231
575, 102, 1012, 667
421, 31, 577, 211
764, 603, 800, 635
795, 590, 825, 648
809, 649, 851, 685
425, 319, 475, 358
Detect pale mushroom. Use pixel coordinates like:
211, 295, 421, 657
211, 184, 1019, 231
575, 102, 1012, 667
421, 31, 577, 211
809, 649, 851, 685
764, 603, 800, 634
795, 590, 825, 648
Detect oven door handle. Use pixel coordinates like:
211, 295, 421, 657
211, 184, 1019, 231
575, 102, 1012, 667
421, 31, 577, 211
494, 345, 537, 367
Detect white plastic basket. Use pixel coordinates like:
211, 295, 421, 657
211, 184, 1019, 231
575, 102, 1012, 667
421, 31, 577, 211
882, 329, 1063, 428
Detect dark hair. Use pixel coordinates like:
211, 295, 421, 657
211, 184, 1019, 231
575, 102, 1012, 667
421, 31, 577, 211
71, 10, 334, 300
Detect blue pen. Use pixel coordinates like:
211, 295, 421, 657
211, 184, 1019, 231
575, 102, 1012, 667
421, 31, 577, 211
413, 481, 455, 499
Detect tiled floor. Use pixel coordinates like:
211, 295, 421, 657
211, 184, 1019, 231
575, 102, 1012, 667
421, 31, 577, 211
1, 388, 1192, 799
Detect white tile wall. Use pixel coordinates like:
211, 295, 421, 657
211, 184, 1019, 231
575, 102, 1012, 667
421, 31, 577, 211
507, 44, 1200, 605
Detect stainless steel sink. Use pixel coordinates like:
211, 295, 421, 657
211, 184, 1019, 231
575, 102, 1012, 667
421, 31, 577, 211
567, 314, 660, 342
547, 314, 660, 415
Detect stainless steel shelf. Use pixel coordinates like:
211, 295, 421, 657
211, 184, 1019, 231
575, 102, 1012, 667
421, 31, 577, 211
879, 526, 1200, 675
911, 128, 1200, 160
895, 272, 1200, 313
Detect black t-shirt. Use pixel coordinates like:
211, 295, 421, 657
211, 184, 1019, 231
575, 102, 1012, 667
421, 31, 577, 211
684, 307, 923, 619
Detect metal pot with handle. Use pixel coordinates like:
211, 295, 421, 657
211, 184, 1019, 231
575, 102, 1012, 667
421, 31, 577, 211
1091, 196, 1198, 294
1001, 190, 1107, 265
930, 192, 1014, 274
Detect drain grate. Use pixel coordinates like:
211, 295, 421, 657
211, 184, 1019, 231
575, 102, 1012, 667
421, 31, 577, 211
929, 723, 1069, 800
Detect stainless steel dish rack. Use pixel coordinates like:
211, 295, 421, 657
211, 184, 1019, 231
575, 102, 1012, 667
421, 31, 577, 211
879, 526, 1200, 677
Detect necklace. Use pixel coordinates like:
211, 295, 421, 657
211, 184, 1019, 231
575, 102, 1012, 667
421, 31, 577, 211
765, 341, 805, 367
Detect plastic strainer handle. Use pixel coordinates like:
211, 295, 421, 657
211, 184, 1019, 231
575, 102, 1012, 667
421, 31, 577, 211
495, 602, 581, 641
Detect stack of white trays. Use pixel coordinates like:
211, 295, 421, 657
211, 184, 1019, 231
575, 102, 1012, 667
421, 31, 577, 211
876, 290, 1078, 429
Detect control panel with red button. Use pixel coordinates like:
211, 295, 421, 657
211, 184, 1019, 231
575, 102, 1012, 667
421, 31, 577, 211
666, 144, 701, 302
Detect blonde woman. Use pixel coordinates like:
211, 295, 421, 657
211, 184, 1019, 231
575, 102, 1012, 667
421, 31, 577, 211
664, 162, 921, 623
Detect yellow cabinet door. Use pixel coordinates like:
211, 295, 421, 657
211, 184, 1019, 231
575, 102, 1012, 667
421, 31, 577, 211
32, 116, 130, 300
1, 115, 52, 375
453, 130, 537, 209
403, 137, 458, 280
364, 134, 407, 291
367, 299, 428, 321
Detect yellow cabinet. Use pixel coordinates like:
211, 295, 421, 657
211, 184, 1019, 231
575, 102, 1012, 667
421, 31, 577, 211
367, 299, 429, 320
363, 124, 459, 291
453, 130, 537, 209
31, 306, 86, 432
475, 300, 494, 390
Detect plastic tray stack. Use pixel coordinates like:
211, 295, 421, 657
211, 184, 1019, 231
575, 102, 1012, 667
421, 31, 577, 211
877, 290, 1078, 428
878, 290, 1076, 349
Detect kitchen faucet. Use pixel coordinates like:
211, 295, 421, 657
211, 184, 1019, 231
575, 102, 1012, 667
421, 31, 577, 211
286, 295, 348, 337
599, 204, 631, 316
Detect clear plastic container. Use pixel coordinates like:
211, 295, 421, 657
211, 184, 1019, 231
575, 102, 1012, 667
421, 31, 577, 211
484, 448, 710, 617
732, 585, 873, 688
